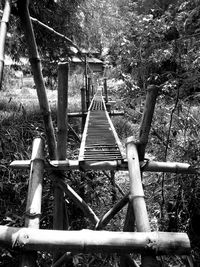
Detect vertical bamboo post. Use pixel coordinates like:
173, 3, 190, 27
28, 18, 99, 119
126, 137, 160, 266
57, 62, 68, 159
54, 62, 68, 234
138, 85, 159, 161
54, 62, 72, 264
81, 87, 86, 132
20, 138, 44, 267
104, 78, 108, 103
17, 0, 57, 160
0, 0, 11, 89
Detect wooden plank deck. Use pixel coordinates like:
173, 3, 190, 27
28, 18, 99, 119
79, 89, 125, 166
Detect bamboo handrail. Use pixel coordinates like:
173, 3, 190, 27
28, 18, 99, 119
0, 0, 11, 89
20, 138, 44, 267
0, 226, 190, 255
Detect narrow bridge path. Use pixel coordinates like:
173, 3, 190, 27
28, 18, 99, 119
79, 89, 125, 164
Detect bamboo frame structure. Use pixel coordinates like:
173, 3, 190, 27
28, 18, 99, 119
0, 0, 11, 89
20, 138, 44, 267
0, 226, 190, 255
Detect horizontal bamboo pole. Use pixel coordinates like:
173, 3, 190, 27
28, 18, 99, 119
10, 160, 198, 174
96, 194, 129, 230
0, 226, 190, 255
67, 111, 124, 118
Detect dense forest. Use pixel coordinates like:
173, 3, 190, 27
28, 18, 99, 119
0, 0, 200, 266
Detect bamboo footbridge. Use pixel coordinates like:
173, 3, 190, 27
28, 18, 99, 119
0, 1, 198, 266
79, 89, 125, 166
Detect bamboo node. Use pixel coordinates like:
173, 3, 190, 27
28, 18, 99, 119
129, 194, 145, 201
25, 211, 41, 219
125, 137, 140, 147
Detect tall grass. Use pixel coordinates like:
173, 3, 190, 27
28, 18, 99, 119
0, 72, 83, 122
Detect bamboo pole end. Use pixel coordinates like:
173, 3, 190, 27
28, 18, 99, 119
31, 138, 45, 161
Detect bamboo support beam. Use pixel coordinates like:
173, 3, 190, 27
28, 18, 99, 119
126, 137, 160, 266
17, 0, 57, 160
10, 159, 199, 174
0, 226, 190, 255
0, 0, 11, 89
96, 194, 129, 230
138, 85, 159, 161
20, 138, 44, 267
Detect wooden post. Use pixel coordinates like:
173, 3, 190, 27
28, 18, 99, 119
91, 85, 94, 98
0, 0, 11, 89
126, 137, 160, 266
85, 55, 89, 109
138, 85, 159, 161
17, 0, 57, 160
88, 77, 91, 106
110, 170, 117, 203
57, 62, 68, 159
104, 78, 108, 103
20, 138, 44, 267
81, 87, 86, 132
